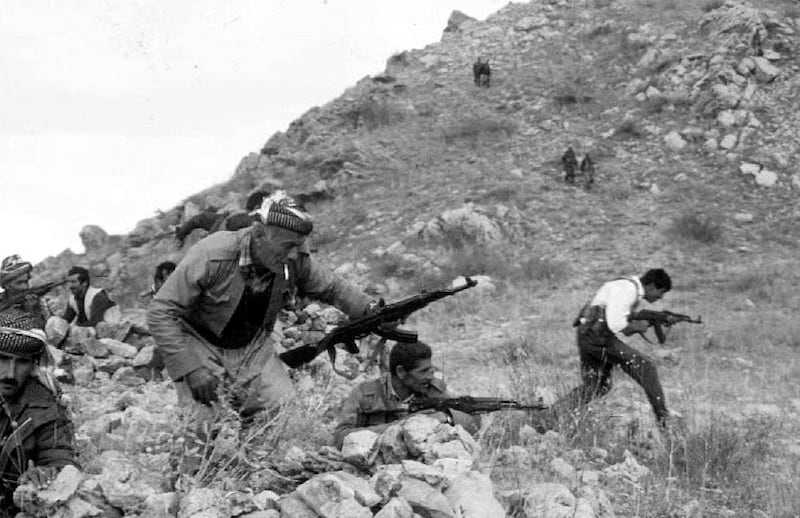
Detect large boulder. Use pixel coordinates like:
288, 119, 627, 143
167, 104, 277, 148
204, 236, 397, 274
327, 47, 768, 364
79, 225, 110, 253
294, 473, 372, 518
443, 10, 476, 33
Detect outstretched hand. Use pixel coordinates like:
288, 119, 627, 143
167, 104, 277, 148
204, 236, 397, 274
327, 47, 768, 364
19, 461, 59, 489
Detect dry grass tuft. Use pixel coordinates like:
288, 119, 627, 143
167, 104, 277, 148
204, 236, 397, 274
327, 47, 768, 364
669, 213, 723, 244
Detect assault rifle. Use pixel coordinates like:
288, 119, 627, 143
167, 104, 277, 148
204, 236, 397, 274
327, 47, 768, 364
0, 280, 67, 313
357, 396, 548, 425
629, 309, 702, 344
279, 277, 478, 369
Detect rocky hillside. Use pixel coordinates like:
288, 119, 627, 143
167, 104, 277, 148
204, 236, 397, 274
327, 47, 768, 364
22, 0, 800, 517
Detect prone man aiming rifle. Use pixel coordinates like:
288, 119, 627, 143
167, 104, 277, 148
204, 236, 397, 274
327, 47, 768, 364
0, 279, 67, 313
628, 309, 702, 344
357, 396, 549, 426
279, 277, 479, 370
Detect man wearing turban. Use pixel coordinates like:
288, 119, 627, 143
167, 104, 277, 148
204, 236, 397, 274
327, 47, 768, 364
147, 191, 378, 419
0, 310, 77, 515
0, 256, 48, 327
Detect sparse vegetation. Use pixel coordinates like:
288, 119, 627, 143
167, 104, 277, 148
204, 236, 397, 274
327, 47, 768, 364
441, 116, 517, 144
670, 213, 724, 244
614, 119, 645, 139
701, 0, 725, 12
343, 99, 405, 130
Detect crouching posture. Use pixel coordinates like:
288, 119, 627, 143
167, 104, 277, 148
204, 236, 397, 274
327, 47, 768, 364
562, 269, 673, 427
147, 192, 377, 421
334, 341, 479, 449
0, 310, 77, 516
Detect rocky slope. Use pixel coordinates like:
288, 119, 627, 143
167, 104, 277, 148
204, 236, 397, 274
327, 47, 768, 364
20, 0, 800, 517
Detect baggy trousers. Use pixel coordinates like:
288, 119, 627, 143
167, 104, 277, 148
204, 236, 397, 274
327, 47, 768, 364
174, 326, 295, 423
569, 325, 668, 425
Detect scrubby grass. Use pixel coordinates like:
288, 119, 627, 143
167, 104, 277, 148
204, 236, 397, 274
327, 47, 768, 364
614, 119, 645, 139
669, 213, 723, 244
343, 99, 405, 130
701, 0, 725, 12
441, 116, 517, 144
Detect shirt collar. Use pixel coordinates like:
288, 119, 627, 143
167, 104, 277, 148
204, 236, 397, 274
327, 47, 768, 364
382, 373, 413, 403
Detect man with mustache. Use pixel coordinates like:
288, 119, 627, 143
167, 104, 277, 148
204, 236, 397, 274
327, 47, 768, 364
0, 256, 48, 327
61, 266, 120, 328
0, 310, 77, 516
147, 191, 378, 420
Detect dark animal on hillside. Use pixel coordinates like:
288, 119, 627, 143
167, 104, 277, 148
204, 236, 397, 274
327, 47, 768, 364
562, 147, 578, 184
473, 58, 491, 88
580, 154, 595, 190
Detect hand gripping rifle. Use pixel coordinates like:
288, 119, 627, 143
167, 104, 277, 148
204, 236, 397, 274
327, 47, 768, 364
629, 309, 702, 344
357, 396, 548, 425
0, 279, 67, 313
279, 277, 478, 369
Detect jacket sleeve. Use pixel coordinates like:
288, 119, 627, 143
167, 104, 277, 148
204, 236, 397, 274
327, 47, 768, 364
146, 250, 211, 381
295, 255, 372, 320
86, 290, 116, 327
32, 405, 78, 470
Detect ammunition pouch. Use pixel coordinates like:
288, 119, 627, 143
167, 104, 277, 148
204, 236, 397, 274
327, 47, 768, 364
573, 304, 609, 336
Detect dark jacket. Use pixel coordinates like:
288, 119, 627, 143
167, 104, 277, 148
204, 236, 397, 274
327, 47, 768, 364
147, 228, 372, 381
0, 378, 77, 514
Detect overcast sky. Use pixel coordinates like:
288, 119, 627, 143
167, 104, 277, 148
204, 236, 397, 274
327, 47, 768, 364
0, 0, 504, 265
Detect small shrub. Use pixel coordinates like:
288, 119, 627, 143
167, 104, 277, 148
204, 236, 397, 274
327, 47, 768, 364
642, 96, 670, 114
585, 22, 615, 40
517, 256, 569, 284
372, 254, 417, 281
344, 100, 404, 130
442, 116, 517, 144
614, 119, 644, 139
670, 213, 723, 244
655, 417, 773, 493
481, 186, 519, 204
701, 0, 725, 12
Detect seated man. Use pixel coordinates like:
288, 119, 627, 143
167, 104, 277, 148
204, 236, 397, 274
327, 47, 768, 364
334, 341, 478, 449
61, 266, 120, 328
0, 255, 48, 327
0, 310, 78, 515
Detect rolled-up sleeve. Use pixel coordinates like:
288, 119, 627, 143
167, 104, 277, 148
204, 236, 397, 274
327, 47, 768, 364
146, 251, 210, 381
296, 256, 372, 320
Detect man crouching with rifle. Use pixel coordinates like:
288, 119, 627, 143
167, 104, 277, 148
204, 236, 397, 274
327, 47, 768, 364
334, 341, 479, 449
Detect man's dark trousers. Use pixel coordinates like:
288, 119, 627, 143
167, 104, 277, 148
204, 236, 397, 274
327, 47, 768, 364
571, 325, 668, 424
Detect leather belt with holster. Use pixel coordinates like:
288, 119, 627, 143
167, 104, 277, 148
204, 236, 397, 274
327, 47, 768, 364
572, 304, 609, 335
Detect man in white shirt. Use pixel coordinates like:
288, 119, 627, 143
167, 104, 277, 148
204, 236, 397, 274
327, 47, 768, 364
567, 268, 673, 427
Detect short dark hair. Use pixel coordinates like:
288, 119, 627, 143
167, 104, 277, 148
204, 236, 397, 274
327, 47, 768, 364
245, 190, 271, 212
389, 341, 432, 376
641, 268, 671, 291
67, 266, 90, 284
154, 261, 177, 283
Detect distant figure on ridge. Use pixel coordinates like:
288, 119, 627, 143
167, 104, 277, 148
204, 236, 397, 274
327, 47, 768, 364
579, 153, 595, 190
562, 147, 578, 184
473, 57, 491, 87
